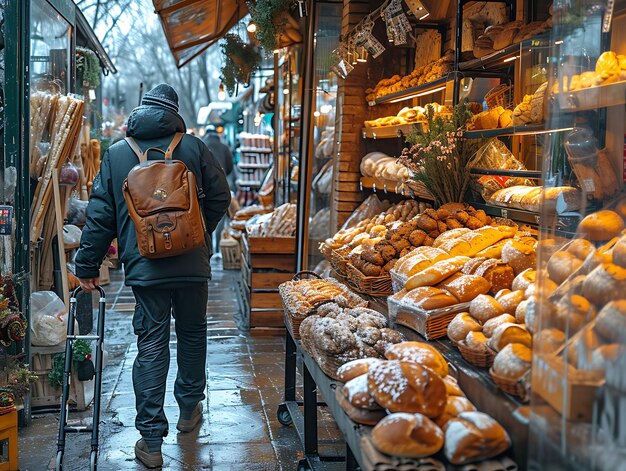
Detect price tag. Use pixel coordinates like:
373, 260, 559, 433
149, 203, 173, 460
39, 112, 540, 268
0, 206, 13, 235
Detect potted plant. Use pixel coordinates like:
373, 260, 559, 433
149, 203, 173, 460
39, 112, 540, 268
247, 0, 302, 52
220, 34, 262, 96
398, 102, 484, 206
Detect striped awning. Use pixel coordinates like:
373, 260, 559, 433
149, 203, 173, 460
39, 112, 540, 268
153, 0, 248, 68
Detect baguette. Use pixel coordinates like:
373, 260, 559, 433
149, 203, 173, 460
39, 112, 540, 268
406, 256, 471, 290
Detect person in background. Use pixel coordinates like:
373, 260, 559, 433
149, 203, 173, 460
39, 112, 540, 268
202, 126, 235, 253
75, 84, 231, 468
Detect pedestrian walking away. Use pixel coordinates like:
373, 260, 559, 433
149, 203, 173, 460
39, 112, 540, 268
74, 83, 231, 469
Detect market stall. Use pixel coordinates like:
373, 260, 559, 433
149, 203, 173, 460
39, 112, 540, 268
276, 0, 626, 469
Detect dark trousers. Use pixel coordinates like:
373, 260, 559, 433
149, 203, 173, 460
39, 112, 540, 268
131, 283, 208, 448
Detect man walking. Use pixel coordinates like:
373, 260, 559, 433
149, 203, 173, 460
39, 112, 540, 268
75, 84, 230, 468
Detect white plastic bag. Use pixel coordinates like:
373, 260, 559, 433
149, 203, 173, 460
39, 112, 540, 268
30, 291, 68, 346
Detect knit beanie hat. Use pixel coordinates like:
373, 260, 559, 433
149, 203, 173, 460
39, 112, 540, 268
141, 84, 179, 113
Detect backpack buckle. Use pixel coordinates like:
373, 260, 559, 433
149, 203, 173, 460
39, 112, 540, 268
164, 232, 172, 250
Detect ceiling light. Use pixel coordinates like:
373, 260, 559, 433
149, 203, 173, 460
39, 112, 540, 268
386, 85, 446, 103
503, 55, 519, 63
247, 21, 257, 33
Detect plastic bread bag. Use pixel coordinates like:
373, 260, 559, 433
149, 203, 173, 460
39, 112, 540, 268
30, 291, 70, 346
341, 195, 391, 230
470, 138, 527, 172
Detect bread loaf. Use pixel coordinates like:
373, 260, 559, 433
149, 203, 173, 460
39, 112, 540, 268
496, 289, 525, 314
567, 239, 594, 261
464, 331, 490, 353
482, 314, 516, 337
474, 259, 515, 294
443, 411, 511, 465
501, 239, 537, 275
402, 286, 459, 310
488, 322, 531, 352
342, 374, 381, 410
590, 344, 625, 372
368, 360, 447, 417
579, 210, 625, 241
371, 413, 444, 458
405, 256, 470, 290
548, 251, 583, 285
435, 396, 477, 428
443, 375, 465, 397
447, 312, 482, 343
534, 328, 566, 354
395, 248, 450, 277
337, 358, 383, 383
512, 268, 536, 291
594, 300, 626, 343
433, 228, 471, 248
475, 238, 513, 259
337, 385, 387, 426
437, 275, 491, 303
492, 343, 532, 380
384, 342, 449, 377
555, 294, 596, 333
583, 263, 626, 306
469, 294, 504, 323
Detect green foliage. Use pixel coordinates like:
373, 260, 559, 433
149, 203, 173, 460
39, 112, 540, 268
248, 0, 293, 52
48, 340, 93, 388
220, 34, 262, 96
76, 47, 101, 95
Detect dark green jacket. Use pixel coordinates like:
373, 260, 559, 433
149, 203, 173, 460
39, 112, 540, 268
75, 105, 231, 286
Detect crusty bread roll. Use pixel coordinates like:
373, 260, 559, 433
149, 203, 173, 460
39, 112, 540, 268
368, 360, 447, 417
567, 239, 595, 261
443, 375, 465, 397
566, 329, 602, 369
371, 412, 444, 458
464, 331, 490, 353
515, 299, 528, 324
482, 314, 516, 338
555, 294, 596, 333
447, 312, 482, 343
524, 277, 558, 300
433, 228, 472, 248
438, 274, 491, 303
488, 322, 531, 352
402, 286, 459, 311
594, 300, 626, 343
405, 256, 470, 290
496, 290, 525, 315
590, 344, 625, 372
612, 237, 626, 269
443, 411, 511, 465
395, 247, 450, 277
337, 358, 383, 383
492, 343, 532, 380
469, 294, 504, 323
548, 251, 583, 285
384, 342, 449, 377
337, 386, 387, 426
501, 239, 537, 275
534, 328, 566, 354
342, 374, 381, 410
512, 268, 536, 291
579, 210, 625, 241
583, 263, 626, 306
474, 259, 515, 294
435, 396, 477, 427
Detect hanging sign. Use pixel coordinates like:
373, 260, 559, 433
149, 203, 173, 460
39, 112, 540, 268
355, 21, 385, 58
383, 0, 412, 45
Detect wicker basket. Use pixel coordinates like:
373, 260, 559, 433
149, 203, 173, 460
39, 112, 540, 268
485, 83, 514, 110
456, 340, 496, 368
330, 249, 349, 276
345, 263, 393, 297
220, 236, 241, 270
489, 368, 530, 401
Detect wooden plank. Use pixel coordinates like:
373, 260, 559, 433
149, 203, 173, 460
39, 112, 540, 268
247, 236, 296, 254
337, 182, 360, 192
337, 161, 361, 172
251, 272, 294, 290
335, 191, 365, 203
337, 172, 361, 183
250, 310, 285, 328
52, 173, 69, 308
250, 327, 285, 337
335, 202, 361, 212
250, 254, 296, 271
250, 292, 283, 309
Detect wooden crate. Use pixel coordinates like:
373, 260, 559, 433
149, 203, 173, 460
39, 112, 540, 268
250, 310, 284, 328
30, 349, 94, 411
250, 292, 283, 310
251, 272, 293, 290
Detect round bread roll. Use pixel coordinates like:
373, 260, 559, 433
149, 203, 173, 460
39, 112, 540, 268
447, 312, 482, 343
501, 239, 537, 275
488, 322, 531, 352
534, 328, 566, 354
583, 263, 626, 306
523, 295, 557, 335
567, 329, 601, 369
443, 411, 511, 465
524, 277, 558, 300
337, 386, 387, 426
579, 210, 625, 241
515, 299, 528, 324
594, 300, 626, 343
482, 314, 516, 338
342, 374, 381, 410
497, 290, 525, 314
567, 239, 595, 261
371, 413, 444, 458
368, 360, 447, 417
548, 251, 583, 285
469, 294, 504, 323
384, 342, 448, 377
590, 344, 625, 372
464, 331, 490, 353
337, 358, 382, 383
555, 294, 596, 334
612, 237, 626, 268
442, 375, 465, 397
492, 343, 532, 380
435, 396, 477, 428
512, 268, 536, 292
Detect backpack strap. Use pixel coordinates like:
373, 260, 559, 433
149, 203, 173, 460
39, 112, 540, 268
125, 137, 147, 163
164, 132, 184, 160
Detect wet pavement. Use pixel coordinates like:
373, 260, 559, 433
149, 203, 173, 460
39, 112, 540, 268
20, 261, 343, 470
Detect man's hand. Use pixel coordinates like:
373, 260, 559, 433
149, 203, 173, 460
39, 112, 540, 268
79, 277, 100, 292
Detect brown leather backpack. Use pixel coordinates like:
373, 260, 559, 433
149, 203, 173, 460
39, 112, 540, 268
122, 133, 206, 259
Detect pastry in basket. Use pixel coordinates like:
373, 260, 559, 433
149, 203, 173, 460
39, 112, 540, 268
435, 396, 477, 428
447, 312, 482, 343
392, 247, 451, 279
405, 256, 471, 290
368, 360, 447, 417
492, 343, 532, 381
488, 322, 531, 352
495, 289, 525, 314
337, 358, 383, 382
371, 413, 444, 458
463, 331, 491, 355
396, 286, 459, 311
436, 274, 491, 303
469, 294, 505, 323
384, 342, 449, 377
337, 374, 387, 426
482, 313, 516, 338
279, 278, 368, 317
443, 411, 511, 465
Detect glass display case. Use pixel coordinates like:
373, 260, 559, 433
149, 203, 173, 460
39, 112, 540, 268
274, 46, 302, 206
529, 1, 626, 469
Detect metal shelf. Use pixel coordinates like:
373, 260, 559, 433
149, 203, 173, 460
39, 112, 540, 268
371, 76, 453, 106
359, 177, 434, 201
469, 168, 543, 179
459, 35, 550, 72
361, 123, 424, 139
554, 79, 626, 112
464, 123, 573, 139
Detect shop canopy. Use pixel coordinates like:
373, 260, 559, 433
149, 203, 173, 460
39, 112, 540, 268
153, 0, 248, 68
